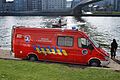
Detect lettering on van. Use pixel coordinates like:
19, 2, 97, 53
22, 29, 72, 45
39, 38, 52, 42
33, 45, 68, 56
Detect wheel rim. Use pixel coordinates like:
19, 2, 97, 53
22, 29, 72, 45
29, 56, 36, 61
91, 62, 98, 67
90, 60, 100, 67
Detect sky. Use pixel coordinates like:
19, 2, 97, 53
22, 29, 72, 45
67, 0, 72, 1
6, 0, 73, 1
6, 0, 13, 1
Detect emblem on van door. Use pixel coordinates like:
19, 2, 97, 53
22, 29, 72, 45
82, 49, 88, 55
24, 35, 30, 43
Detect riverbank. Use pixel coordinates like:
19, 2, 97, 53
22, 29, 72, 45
0, 12, 71, 16
81, 14, 120, 17
0, 12, 120, 16
89, 11, 120, 17
93, 11, 120, 15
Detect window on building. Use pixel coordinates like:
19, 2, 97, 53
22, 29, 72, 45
57, 36, 73, 47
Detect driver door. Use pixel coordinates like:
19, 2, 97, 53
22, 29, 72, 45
75, 37, 93, 64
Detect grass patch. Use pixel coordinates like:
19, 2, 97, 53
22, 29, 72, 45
0, 59, 120, 80
93, 11, 120, 15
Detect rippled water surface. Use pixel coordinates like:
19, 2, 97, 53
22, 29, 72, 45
0, 16, 120, 55
82, 17, 120, 56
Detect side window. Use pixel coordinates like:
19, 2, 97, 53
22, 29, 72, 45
58, 36, 73, 47
58, 37, 65, 46
78, 38, 91, 48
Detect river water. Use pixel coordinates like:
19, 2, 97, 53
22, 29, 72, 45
0, 16, 120, 56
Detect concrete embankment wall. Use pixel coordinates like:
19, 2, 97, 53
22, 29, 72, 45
0, 12, 120, 17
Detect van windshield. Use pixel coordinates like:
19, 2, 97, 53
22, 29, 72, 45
89, 37, 99, 48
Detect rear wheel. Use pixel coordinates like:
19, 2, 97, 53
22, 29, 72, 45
89, 59, 101, 67
28, 54, 38, 61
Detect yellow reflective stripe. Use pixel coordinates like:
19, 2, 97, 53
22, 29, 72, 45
62, 50, 68, 56
46, 48, 51, 54
41, 48, 46, 54
57, 49, 62, 55
41, 48, 45, 51
36, 47, 68, 56
36, 48, 41, 53
51, 49, 56, 55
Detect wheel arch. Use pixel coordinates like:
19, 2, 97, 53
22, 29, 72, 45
88, 57, 101, 65
27, 52, 39, 60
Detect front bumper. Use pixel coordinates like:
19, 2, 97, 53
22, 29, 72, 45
101, 60, 110, 66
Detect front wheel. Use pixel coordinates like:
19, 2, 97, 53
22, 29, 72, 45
89, 59, 101, 67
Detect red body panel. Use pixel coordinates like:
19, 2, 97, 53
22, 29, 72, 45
12, 26, 109, 65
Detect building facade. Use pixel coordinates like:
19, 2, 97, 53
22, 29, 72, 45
0, 0, 6, 11
27, 0, 32, 11
27, 0, 42, 11
42, 0, 66, 12
3, 0, 66, 12
93, 0, 120, 11
42, 0, 48, 11
114, 0, 120, 11
118, 0, 120, 11
71, 0, 81, 8
3, 1, 14, 12
14, 0, 42, 11
14, 0, 27, 11
32, 0, 42, 11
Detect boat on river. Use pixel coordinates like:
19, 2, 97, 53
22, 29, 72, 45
52, 22, 67, 28
52, 17, 67, 28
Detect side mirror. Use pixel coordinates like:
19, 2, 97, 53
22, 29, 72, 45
99, 44, 101, 48
88, 44, 94, 50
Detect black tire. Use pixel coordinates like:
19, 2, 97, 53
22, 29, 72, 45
89, 59, 100, 67
28, 55, 38, 61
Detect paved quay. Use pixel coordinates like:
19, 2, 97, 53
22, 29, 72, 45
0, 49, 18, 60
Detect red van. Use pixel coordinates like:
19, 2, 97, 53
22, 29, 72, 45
11, 26, 110, 66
